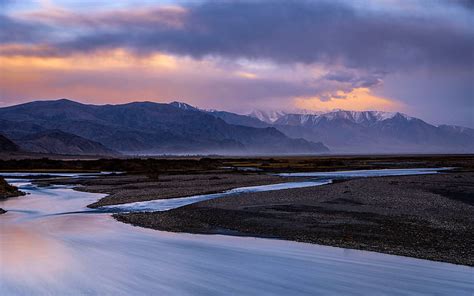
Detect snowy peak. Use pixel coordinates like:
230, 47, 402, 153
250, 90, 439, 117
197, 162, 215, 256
248, 110, 287, 123
274, 110, 415, 126
274, 113, 322, 126
321, 110, 413, 123
169, 101, 199, 111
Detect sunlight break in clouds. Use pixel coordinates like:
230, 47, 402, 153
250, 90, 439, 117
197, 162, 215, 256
294, 88, 404, 112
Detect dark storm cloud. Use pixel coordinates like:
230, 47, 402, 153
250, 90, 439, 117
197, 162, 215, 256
0, 14, 47, 43
3, 0, 473, 73
46, 0, 473, 72
453, 0, 474, 10
324, 71, 382, 88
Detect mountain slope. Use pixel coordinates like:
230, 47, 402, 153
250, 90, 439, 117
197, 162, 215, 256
208, 111, 270, 128
170, 101, 270, 128
0, 134, 19, 152
0, 99, 328, 155
17, 130, 118, 155
438, 125, 474, 138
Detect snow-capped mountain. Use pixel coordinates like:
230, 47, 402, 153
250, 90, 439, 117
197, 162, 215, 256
162, 106, 474, 153
274, 110, 414, 127
267, 110, 474, 153
217, 108, 474, 153
320, 110, 413, 123
248, 110, 287, 123
4, 99, 471, 154
169, 101, 199, 111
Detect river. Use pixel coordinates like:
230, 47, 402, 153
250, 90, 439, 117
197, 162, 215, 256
0, 169, 472, 295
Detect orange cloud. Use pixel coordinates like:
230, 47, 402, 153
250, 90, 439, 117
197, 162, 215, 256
0, 47, 177, 70
235, 71, 258, 79
294, 88, 404, 112
0, 46, 229, 105
19, 4, 188, 29
0, 44, 400, 113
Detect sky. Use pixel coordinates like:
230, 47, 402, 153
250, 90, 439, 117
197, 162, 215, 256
1, 0, 473, 127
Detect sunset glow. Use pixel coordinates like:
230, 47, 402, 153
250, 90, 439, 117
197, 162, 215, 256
294, 88, 404, 112
0, 0, 472, 126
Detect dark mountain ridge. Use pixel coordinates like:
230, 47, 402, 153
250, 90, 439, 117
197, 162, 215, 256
0, 99, 328, 155
18, 130, 117, 155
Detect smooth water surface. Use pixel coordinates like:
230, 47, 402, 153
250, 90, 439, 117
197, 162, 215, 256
1, 169, 472, 295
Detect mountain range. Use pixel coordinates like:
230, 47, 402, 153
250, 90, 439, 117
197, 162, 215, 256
217, 109, 474, 153
0, 99, 327, 155
207, 107, 474, 153
0, 99, 472, 155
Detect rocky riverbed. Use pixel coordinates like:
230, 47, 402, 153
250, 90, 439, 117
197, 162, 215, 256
115, 171, 474, 266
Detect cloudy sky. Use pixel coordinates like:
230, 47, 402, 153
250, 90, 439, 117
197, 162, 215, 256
1, 0, 473, 127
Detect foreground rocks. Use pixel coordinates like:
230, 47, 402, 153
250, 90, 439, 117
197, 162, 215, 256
0, 177, 25, 214
115, 172, 474, 266
0, 177, 25, 199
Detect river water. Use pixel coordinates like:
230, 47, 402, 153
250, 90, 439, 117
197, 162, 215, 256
0, 169, 472, 295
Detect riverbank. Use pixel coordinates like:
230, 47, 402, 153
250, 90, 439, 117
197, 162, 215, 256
0, 177, 25, 199
0, 177, 26, 214
115, 172, 474, 266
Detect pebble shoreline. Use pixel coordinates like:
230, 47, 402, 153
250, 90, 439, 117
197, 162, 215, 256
116, 172, 474, 266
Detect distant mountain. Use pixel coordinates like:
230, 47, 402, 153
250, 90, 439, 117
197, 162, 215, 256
0, 99, 328, 155
438, 125, 474, 138
17, 130, 117, 155
3, 99, 470, 154
274, 111, 409, 127
0, 134, 19, 152
247, 110, 474, 153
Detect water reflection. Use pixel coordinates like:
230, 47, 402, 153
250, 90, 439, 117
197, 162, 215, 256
0, 219, 75, 285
